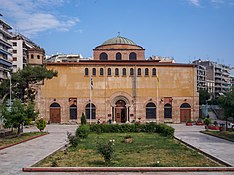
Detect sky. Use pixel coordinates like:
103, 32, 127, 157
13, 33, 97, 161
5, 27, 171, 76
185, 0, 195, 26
0, 0, 234, 68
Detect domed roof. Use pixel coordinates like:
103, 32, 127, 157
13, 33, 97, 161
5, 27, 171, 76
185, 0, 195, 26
102, 36, 137, 46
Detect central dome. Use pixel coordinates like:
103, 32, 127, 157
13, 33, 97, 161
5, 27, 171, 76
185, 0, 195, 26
102, 36, 136, 46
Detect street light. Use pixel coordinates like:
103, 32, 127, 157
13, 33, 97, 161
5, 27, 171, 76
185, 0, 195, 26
7, 71, 12, 111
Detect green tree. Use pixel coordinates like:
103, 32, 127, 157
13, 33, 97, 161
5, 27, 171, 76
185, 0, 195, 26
0, 65, 57, 103
218, 89, 234, 129
199, 89, 210, 105
81, 112, 87, 125
1, 100, 26, 135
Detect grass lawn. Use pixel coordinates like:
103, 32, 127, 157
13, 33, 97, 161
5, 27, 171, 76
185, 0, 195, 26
0, 132, 46, 148
35, 132, 221, 167
201, 130, 234, 142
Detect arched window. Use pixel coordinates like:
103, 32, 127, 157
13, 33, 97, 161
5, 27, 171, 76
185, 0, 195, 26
108, 68, 111, 76
146, 102, 156, 119
115, 68, 119, 76
70, 104, 77, 120
145, 68, 149, 76
85, 103, 96, 119
122, 68, 126, 76
138, 68, 141, 76
100, 68, 104, 76
92, 68, 96, 76
85, 68, 89, 76
31, 54, 34, 59
164, 103, 172, 118
100, 52, 108, 60
152, 68, 156, 76
180, 103, 191, 108
129, 52, 137, 60
130, 68, 134, 76
50, 102, 60, 108
116, 52, 122, 60
37, 55, 40, 59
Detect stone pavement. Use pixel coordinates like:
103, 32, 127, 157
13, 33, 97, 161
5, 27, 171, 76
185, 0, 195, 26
0, 124, 233, 175
0, 124, 77, 175
171, 124, 234, 166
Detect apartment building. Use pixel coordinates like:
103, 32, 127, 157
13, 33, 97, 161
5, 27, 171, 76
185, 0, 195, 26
193, 59, 231, 98
0, 18, 12, 81
11, 33, 44, 72
45, 54, 83, 63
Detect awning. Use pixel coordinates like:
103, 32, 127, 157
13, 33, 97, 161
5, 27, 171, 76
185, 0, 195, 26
0, 58, 12, 67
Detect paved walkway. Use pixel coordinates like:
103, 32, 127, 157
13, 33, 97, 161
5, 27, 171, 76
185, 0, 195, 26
171, 124, 234, 166
0, 124, 233, 175
0, 124, 77, 175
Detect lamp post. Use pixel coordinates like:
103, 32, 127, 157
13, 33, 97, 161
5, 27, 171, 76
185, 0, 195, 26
7, 71, 12, 111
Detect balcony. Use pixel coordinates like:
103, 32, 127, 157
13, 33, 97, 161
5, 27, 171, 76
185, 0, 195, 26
0, 26, 13, 38
0, 36, 12, 47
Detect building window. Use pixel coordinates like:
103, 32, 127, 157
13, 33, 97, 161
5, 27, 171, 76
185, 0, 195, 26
115, 68, 119, 76
145, 68, 149, 76
85, 68, 89, 76
116, 52, 122, 60
129, 52, 137, 60
37, 55, 40, 59
108, 68, 111, 76
138, 68, 141, 76
130, 68, 134, 76
85, 103, 96, 119
100, 68, 104, 76
31, 54, 34, 59
122, 68, 126, 76
92, 68, 96, 76
70, 104, 77, 120
164, 103, 172, 118
13, 57, 17, 61
146, 102, 156, 119
13, 42, 17, 46
100, 52, 108, 60
13, 50, 17, 54
152, 68, 156, 76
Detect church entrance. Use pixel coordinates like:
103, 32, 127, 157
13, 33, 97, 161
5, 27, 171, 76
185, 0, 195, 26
115, 100, 127, 123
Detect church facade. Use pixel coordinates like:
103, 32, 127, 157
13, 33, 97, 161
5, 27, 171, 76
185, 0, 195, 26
36, 36, 199, 124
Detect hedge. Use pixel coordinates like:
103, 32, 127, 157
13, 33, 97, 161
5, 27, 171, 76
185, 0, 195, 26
89, 122, 174, 138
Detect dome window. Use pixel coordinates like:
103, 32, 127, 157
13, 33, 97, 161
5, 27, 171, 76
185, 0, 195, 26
116, 52, 122, 60
129, 52, 137, 60
100, 52, 108, 60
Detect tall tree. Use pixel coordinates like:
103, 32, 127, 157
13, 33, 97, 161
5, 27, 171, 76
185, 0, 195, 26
199, 89, 210, 105
218, 89, 234, 124
0, 65, 57, 103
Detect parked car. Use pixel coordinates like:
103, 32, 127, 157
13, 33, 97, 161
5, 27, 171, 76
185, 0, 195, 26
227, 122, 234, 129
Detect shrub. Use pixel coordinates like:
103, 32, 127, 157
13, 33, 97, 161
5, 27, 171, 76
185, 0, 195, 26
155, 124, 174, 138
97, 139, 115, 164
81, 112, 87, 125
89, 123, 174, 137
67, 132, 79, 147
36, 118, 46, 131
76, 125, 90, 139
204, 118, 211, 126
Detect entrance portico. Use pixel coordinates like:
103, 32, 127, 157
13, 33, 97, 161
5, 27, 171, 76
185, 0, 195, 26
111, 96, 130, 123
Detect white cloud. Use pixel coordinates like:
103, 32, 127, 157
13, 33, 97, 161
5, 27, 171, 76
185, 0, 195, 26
0, 0, 79, 37
187, 0, 201, 7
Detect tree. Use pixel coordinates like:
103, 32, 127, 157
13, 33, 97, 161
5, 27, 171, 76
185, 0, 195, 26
218, 89, 234, 129
199, 89, 210, 105
1, 100, 25, 135
0, 65, 57, 103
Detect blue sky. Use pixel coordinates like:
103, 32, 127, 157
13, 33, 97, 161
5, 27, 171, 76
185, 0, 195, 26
0, 0, 234, 68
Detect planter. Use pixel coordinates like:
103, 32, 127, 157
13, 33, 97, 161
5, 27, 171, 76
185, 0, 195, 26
186, 122, 193, 126
196, 122, 204, 126
207, 125, 220, 130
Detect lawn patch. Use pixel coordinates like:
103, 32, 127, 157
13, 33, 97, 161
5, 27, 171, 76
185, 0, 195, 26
35, 132, 221, 167
0, 132, 47, 149
201, 130, 234, 142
